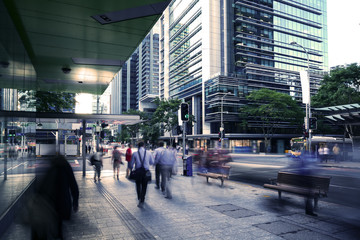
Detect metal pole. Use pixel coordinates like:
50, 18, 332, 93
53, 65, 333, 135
82, 120, 87, 177
182, 121, 186, 175
220, 92, 230, 148
221, 95, 224, 148
291, 42, 311, 153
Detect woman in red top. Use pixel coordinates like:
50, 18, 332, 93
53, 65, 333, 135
125, 144, 132, 178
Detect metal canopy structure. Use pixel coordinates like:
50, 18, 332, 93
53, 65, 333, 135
0, 110, 142, 125
315, 104, 360, 126
0, 0, 170, 94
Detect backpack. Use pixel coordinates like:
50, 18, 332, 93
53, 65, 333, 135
90, 154, 95, 165
113, 149, 121, 161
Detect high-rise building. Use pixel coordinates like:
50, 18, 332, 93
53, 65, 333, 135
110, 52, 138, 114
110, 27, 160, 114
160, 0, 328, 150
0, 89, 18, 111
137, 28, 160, 113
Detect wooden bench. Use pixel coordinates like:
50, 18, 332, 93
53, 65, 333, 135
197, 165, 231, 187
263, 171, 331, 209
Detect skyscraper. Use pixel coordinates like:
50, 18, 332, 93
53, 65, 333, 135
160, 0, 327, 150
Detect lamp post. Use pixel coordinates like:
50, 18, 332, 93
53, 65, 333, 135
220, 92, 231, 148
290, 41, 312, 152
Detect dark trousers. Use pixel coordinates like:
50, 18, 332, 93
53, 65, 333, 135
94, 163, 101, 179
136, 175, 148, 202
155, 164, 161, 187
160, 165, 172, 194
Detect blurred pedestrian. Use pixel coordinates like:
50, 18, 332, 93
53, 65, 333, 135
332, 144, 340, 162
29, 155, 79, 239
318, 145, 324, 162
92, 150, 103, 182
112, 146, 123, 180
129, 142, 154, 208
125, 144, 133, 178
160, 142, 177, 199
324, 144, 330, 163
154, 142, 166, 189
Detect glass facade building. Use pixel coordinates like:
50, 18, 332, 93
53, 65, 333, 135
110, 52, 138, 114
160, 0, 328, 141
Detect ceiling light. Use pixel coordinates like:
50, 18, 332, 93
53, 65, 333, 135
62, 67, 71, 74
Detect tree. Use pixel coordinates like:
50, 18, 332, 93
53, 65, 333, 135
240, 88, 304, 153
312, 63, 360, 107
122, 109, 149, 145
152, 97, 182, 145
312, 63, 360, 144
19, 90, 76, 112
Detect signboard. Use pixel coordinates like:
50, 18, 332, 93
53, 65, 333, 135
300, 70, 310, 104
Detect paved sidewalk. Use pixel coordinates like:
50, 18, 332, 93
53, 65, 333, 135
3, 168, 360, 240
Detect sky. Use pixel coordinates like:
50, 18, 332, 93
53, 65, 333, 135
327, 0, 360, 67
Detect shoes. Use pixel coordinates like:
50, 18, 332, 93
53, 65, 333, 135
306, 211, 318, 217
165, 196, 172, 199
137, 201, 144, 208
155, 186, 160, 189
98, 178, 101, 181
117, 175, 119, 180
94, 177, 97, 182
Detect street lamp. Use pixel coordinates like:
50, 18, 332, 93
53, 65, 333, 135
220, 92, 231, 148
290, 41, 312, 152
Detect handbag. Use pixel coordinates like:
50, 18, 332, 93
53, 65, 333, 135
130, 150, 152, 182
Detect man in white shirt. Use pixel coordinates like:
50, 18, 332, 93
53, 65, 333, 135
153, 142, 166, 190
129, 142, 154, 208
160, 142, 177, 199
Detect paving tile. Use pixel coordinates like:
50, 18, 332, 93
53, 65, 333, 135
280, 229, 337, 240
254, 220, 304, 235
305, 220, 348, 233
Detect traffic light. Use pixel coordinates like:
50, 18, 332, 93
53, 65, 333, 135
180, 103, 189, 121
309, 117, 317, 130
8, 129, 16, 137
303, 131, 309, 138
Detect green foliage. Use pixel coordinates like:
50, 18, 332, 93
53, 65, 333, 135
122, 109, 149, 145
152, 97, 182, 142
19, 90, 76, 112
240, 88, 304, 152
312, 63, 360, 107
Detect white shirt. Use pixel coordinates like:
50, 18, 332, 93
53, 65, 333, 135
130, 147, 154, 170
154, 147, 166, 165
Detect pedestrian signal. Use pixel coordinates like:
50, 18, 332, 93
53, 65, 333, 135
181, 103, 189, 121
309, 117, 317, 130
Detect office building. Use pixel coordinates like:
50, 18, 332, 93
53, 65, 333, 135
159, 0, 328, 151
110, 53, 138, 114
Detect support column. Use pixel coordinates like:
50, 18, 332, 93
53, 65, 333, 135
3, 121, 8, 180
82, 120, 87, 177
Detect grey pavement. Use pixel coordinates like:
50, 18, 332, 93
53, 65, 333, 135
2, 164, 360, 240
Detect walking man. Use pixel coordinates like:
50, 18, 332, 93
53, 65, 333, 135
112, 146, 122, 180
160, 142, 177, 199
92, 150, 103, 182
154, 142, 166, 189
129, 142, 154, 208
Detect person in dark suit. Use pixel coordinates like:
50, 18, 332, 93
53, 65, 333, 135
129, 142, 154, 208
30, 155, 79, 239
